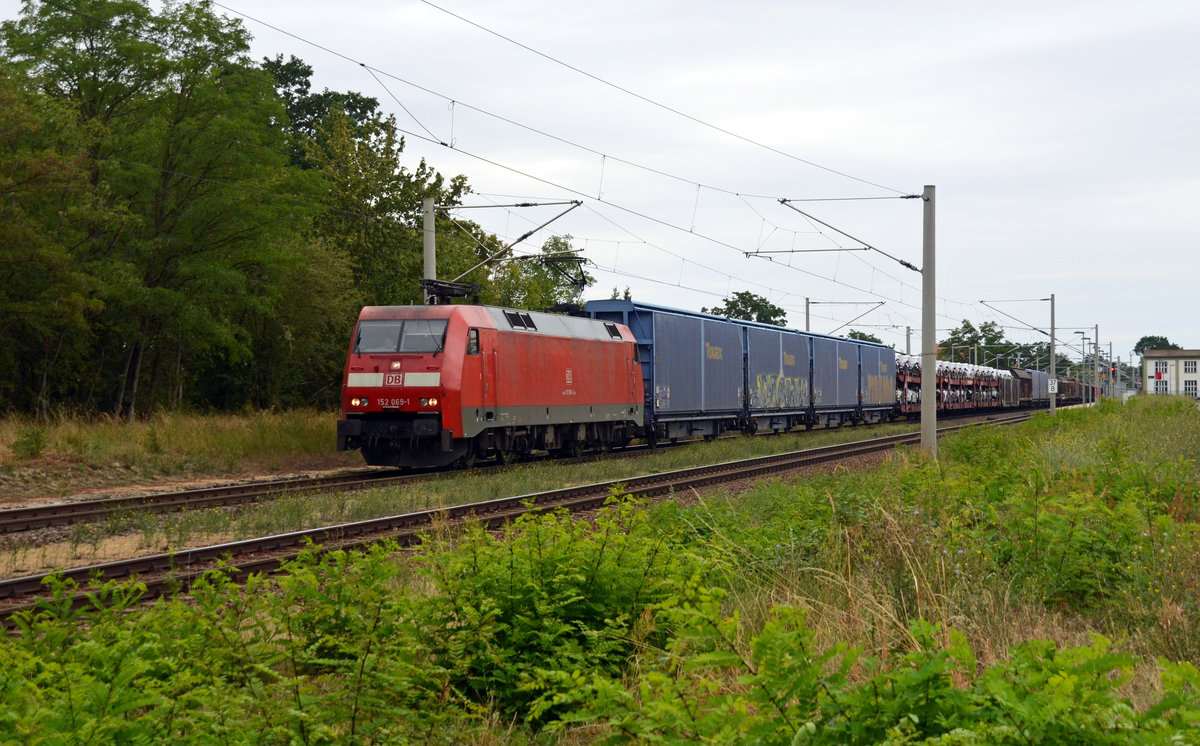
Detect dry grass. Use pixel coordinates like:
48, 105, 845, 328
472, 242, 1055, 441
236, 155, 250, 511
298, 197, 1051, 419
0, 409, 362, 502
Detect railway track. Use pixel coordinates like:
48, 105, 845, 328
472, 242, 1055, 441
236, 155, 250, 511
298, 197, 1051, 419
0, 468, 409, 535
0, 410, 1017, 536
0, 412, 1030, 621
0, 444, 662, 535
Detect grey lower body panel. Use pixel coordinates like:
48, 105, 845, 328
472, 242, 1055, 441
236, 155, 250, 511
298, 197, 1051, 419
460, 403, 642, 439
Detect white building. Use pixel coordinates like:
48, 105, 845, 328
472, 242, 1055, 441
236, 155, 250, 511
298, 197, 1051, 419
1143, 349, 1200, 398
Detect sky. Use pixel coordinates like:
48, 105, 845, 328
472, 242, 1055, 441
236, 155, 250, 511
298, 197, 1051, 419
7, 0, 1199, 366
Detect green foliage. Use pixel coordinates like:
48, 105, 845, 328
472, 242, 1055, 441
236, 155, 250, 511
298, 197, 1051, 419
0, 0, 337, 416
10, 425, 47, 459
418, 495, 690, 720
548, 583, 857, 744
261, 53, 382, 169
847, 329, 884, 344
0, 66, 103, 416
703, 290, 787, 326
1, 547, 478, 744
1134, 335, 1181, 355
553, 601, 1200, 744
4, 397, 1200, 742
0, 4, 564, 417
0, 498, 691, 740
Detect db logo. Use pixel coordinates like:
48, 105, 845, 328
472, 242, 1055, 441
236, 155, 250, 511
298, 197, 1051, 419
384, 373, 403, 386
565, 368, 573, 385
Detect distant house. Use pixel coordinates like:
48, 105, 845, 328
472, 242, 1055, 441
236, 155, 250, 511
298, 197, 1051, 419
1143, 349, 1200, 398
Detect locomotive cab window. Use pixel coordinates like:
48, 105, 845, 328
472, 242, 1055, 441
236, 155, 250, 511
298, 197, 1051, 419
355, 319, 447, 354
355, 320, 404, 353
399, 319, 447, 353
467, 328, 480, 355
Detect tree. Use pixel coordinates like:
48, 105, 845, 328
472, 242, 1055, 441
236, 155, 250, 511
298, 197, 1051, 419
0, 1, 590, 416
702, 291, 787, 326
261, 53, 381, 168
2, 0, 328, 417
938, 319, 1007, 363
0, 67, 102, 417
306, 105, 474, 307
847, 330, 883, 344
1134, 335, 1181, 356
484, 235, 595, 310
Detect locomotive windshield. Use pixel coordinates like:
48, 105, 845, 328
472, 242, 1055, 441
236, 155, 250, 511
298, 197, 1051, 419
399, 319, 447, 352
355, 319, 447, 354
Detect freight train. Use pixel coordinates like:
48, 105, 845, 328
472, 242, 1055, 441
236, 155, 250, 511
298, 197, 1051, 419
337, 299, 1085, 468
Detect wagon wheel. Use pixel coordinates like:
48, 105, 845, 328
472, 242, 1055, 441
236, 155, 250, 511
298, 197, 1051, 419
493, 445, 513, 465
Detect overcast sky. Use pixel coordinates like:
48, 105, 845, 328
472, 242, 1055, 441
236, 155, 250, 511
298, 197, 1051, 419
8, 0, 1199, 365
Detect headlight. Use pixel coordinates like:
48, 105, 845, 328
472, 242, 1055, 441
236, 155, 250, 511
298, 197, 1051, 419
420, 397, 439, 407
390, 361, 402, 370
350, 397, 367, 407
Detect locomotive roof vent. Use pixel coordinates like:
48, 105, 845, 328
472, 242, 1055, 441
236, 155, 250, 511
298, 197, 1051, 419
503, 310, 538, 331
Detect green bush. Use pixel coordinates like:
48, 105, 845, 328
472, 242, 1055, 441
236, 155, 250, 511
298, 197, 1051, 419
1, 549, 476, 744
10, 426, 47, 460
550, 593, 1200, 744
415, 494, 692, 721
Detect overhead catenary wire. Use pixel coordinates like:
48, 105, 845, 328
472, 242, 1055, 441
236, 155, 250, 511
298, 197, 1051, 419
206, 0, 980, 329
826, 302, 885, 336
415, 0, 911, 196
209, 1, 816, 205
358, 64, 444, 145
206, 5, 936, 239
35, 0, 962, 337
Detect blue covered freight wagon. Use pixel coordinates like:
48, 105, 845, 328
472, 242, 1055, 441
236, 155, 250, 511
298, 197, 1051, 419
859, 342, 899, 423
584, 300, 745, 442
744, 324, 812, 433
584, 299, 897, 441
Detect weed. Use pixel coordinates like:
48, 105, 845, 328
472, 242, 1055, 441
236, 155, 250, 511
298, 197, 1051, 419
10, 426, 47, 460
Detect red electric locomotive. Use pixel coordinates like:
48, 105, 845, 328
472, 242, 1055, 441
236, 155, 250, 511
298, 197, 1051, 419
337, 305, 644, 468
